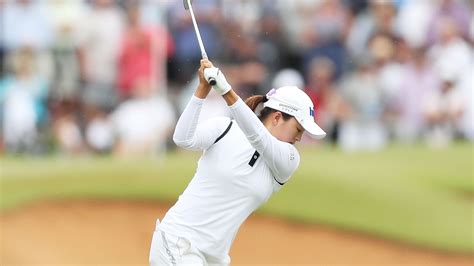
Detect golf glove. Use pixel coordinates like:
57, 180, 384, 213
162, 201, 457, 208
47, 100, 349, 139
204, 67, 231, 95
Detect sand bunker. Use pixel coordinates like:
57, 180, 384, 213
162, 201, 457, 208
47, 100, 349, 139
1, 200, 472, 265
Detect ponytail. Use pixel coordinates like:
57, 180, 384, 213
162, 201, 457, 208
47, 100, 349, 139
244, 94, 292, 121
244, 95, 268, 113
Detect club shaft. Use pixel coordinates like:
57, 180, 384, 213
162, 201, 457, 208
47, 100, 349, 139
187, 0, 208, 59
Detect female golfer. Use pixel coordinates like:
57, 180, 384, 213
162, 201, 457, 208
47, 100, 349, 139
149, 59, 326, 265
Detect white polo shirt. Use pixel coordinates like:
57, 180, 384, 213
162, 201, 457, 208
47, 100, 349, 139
160, 96, 300, 262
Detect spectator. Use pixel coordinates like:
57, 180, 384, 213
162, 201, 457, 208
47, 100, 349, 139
301, 0, 350, 80
426, 0, 471, 45
117, 4, 174, 99
46, 0, 85, 155
219, 22, 269, 98
428, 16, 471, 85
272, 68, 305, 90
339, 57, 388, 152
2, 0, 54, 51
227, 61, 269, 100
424, 10, 472, 145
124, 0, 170, 26
47, 0, 85, 101
344, 0, 369, 16
85, 108, 114, 154
395, 0, 436, 48
422, 67, 465, 147
367, 33, 406, 138
221, 0, 261, 35
255, 8, 289, 74
0, 47, 49, 153
76, 0, 125, 154
394, 47, 441, 142
346, 1, 398, 62
51, 101, 86, 154
167, 0, 221, 85
77, 0, 124, 111
304, 57, 348, 144
369, 33, 403, 96
110, 78, 175, 156
275, 0, 323, 56
220, 0, 285, 78
2, 0, 54, 84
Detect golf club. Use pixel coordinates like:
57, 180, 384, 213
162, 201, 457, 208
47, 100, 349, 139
184, 0, 216, 85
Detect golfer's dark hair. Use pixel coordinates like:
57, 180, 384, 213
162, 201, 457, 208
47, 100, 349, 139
245, 95, 292, 122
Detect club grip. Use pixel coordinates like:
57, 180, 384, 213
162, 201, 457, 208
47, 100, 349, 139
207, 77, 216, 86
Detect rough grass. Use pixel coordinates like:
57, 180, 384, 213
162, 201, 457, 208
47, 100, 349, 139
1, 143, 473, 253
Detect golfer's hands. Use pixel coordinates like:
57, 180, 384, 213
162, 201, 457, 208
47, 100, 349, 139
204, 65, 231, 95
198, 59, 214, 88
195, 59, 214, 99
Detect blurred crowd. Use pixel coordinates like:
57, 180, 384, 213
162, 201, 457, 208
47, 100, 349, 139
0, 0, 472, 156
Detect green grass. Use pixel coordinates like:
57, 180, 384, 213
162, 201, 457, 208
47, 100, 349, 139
1, 143, 473, 253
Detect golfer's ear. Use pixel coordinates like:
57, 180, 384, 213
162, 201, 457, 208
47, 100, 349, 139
272, 112, 282, 126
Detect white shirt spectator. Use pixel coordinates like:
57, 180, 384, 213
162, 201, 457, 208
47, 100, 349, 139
339, 68, 388, 151
86, 116, 114, 153
272, 68, 305, 90
394, 58, 440, 141
110, 95, 175, 155
77, 3, 124, 84
3, 1, 54, 50
377, 61, 405, 103
423, 86, 464, 120
46, 0, 86, 42
2, 87, 37, 147
429, 37, 471, 83
396, 1, 436, 48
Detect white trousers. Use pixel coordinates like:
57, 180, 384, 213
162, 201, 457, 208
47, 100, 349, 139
149, 220, 208, 266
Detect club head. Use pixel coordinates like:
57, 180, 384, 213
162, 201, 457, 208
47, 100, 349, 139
183, 0, 193, 10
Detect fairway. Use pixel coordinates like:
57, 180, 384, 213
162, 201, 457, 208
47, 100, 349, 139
1, 143, 473, 255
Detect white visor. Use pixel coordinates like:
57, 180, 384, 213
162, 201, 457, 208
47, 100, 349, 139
263, 87, 326, 139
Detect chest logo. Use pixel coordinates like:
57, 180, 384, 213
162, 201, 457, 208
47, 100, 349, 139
248, 150, 260, 167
